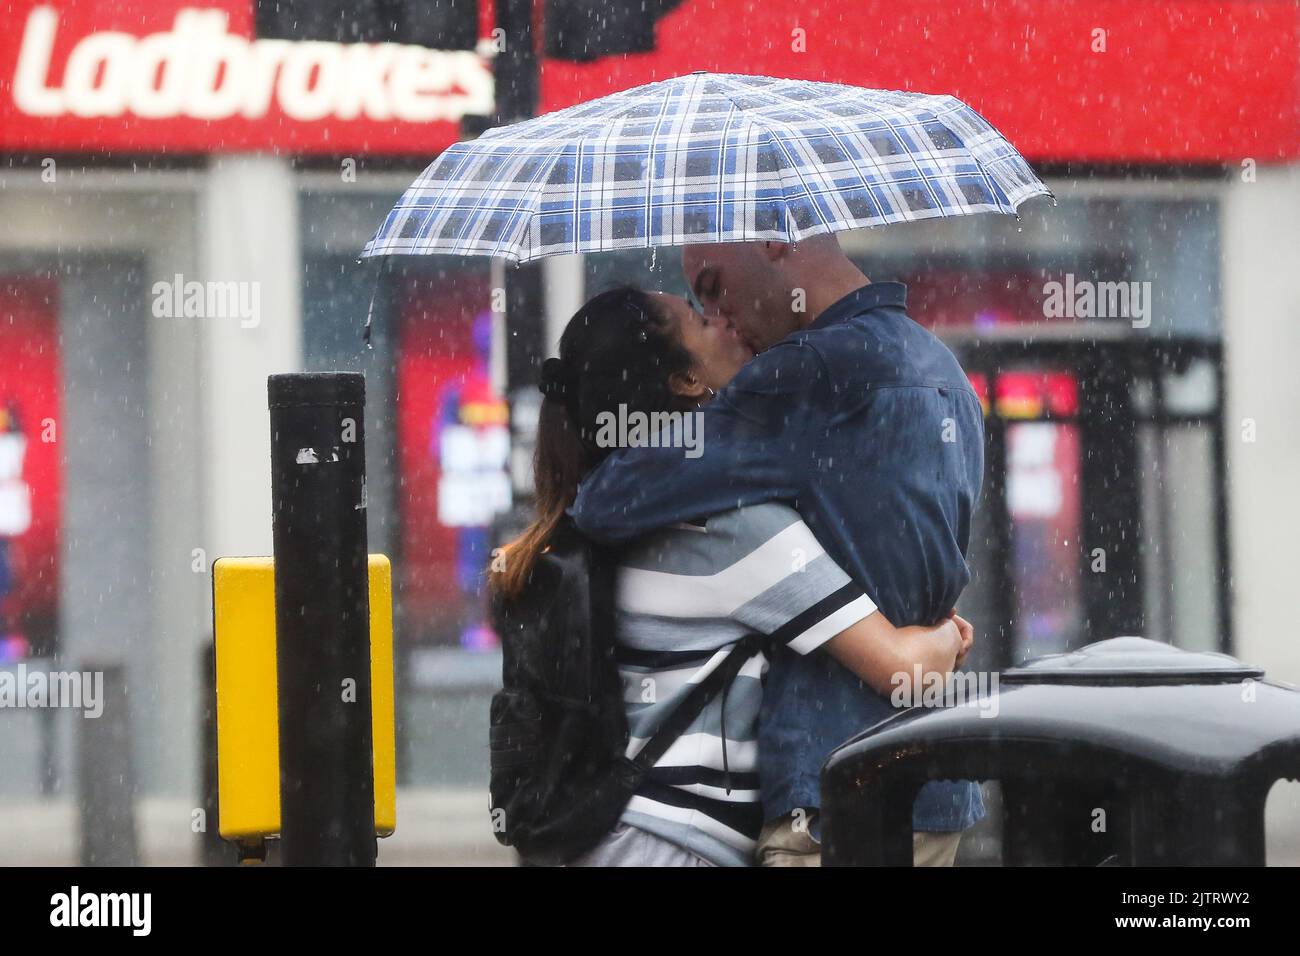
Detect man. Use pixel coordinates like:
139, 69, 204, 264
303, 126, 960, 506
571, 233, 985, 866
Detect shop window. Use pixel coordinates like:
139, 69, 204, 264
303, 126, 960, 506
0, 277, 60, 664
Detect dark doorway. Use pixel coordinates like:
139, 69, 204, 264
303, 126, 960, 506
953, 338, 1230, 671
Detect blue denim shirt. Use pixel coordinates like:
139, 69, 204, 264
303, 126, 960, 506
572, 282, 985, 832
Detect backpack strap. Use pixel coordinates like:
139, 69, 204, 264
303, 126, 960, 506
630, 632, 767, 773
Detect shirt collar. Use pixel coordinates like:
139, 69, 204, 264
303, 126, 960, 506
808, 281, 908, 331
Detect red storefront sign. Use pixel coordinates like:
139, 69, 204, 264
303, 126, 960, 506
2, 0, 1297, 161
541, 0, 1300, 164
1, 0, 492, 154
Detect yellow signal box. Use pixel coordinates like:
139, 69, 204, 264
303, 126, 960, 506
212, 555, 396, 851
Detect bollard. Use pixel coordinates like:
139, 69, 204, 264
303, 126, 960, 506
267, 372, 376, 867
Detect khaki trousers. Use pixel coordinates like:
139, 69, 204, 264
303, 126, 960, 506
756, 816, 962, 867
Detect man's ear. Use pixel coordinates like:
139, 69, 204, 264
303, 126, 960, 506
669, 370, 709, 400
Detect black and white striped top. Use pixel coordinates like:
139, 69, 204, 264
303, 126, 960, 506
614, 502, 876, 866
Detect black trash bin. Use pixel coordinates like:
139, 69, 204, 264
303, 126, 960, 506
820, 637, 1300, 866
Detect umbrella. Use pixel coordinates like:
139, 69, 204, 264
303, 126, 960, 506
361, 71, 1053, 265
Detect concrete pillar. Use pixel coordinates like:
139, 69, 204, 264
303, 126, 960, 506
1221, 163, 1300, 683
199, 156, 303, 563
542, 253, 584, 358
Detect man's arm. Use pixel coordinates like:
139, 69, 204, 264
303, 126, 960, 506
570, 341, 825, 542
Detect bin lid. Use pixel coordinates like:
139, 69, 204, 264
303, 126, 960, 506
1001, 636, 1264, 685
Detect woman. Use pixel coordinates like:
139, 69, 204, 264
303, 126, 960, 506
491, 286, 971, 866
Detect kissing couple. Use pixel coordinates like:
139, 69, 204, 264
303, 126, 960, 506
491, 231, 985, 867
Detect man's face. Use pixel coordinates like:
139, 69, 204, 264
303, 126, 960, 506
681, 242, 798, 354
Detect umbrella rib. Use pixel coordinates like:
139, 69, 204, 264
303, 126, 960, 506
682, 72, 741, 248
450, 146, 526, 257
506, 135, 588, 263
912, 95, 1008, 211
715, 93, 740, 245
704, 77, 806, 244
869, 104, 950, 219
937, 95, 1054, 209
757, 120, 830, 242
396, 141, 482, 255
643, 80, 678, 252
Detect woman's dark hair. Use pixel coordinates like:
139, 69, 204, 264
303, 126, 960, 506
492, 286, 696, 600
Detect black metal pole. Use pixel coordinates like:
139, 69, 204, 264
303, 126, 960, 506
495, 0, 546, 394
268, 372, 376, 867
1210, 345, 1234, 656
1079, 351, 1144, 641
493, 0, 539, 128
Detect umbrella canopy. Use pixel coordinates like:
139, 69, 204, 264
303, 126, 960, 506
361, 72, 1053, 264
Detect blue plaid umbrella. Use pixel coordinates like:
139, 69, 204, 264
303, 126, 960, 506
361, 72, 1053, 264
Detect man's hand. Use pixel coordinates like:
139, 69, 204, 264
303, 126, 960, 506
948, 609, 975, 668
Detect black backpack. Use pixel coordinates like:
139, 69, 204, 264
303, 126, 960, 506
488, 515, 761, 865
